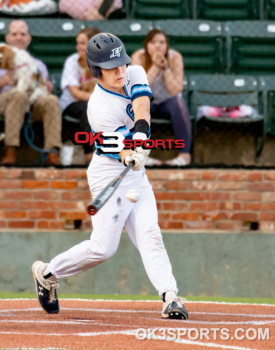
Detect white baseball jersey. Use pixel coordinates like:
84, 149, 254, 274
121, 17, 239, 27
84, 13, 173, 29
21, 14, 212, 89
87, 65, 153, 160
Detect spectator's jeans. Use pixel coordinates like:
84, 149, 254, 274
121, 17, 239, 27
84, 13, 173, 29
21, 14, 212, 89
0, 89, 62, 150
63, 101, 93, 154
150, 96, 192, 154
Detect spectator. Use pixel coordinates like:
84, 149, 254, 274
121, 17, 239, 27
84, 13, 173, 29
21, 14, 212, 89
60, 27, 100, 164
0, 20, 62, 165
131, 29, 192, 166
59, 0, 123, 20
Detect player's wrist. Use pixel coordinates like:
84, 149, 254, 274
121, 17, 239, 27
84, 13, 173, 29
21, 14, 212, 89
134, 119, 150, 138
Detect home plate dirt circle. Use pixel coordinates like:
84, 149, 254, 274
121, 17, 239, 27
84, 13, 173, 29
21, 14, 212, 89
0, 299, 274, 350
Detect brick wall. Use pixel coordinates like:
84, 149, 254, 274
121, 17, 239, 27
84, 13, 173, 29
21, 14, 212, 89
0, 168, 275, 232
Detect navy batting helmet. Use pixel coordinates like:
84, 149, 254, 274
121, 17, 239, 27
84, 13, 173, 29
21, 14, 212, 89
86, 33, 131, 79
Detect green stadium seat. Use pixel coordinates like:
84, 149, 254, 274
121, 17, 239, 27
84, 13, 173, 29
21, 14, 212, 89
258, 76, 275, 136
130, 0, 190, 19
261, 0, 275, 19
225, 21, 275, 75
155, 20, 223, 74
189, 74, 266, 159
193, 0, 258, 20
25, 19, 85, 74
0, 18, 11, 42
85, 19, 153, 56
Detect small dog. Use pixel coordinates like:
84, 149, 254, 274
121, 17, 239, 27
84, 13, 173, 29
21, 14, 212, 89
0, 43, 48, 106
78, 53, 97, 94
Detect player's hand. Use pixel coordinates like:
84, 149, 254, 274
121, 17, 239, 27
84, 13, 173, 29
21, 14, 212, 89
133, 132, 151, 157
124, 152, 146, 171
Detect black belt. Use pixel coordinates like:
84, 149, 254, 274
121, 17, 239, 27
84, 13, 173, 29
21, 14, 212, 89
95, 150, 121, 162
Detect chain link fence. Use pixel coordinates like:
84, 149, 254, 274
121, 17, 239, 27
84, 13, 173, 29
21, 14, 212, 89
0, 3, 275, 166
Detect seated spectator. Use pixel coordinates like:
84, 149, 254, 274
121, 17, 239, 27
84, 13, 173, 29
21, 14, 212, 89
0, 20, 62, 165
59, 27, 100, 164
59, 0, 123, 20
131, 29, 192, 166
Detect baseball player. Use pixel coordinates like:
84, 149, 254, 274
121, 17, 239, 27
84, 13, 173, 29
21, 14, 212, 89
32, 33, 188, 320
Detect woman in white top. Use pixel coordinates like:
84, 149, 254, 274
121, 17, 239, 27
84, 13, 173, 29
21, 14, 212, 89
131, 29, 192, 166
59, 27, 100, 164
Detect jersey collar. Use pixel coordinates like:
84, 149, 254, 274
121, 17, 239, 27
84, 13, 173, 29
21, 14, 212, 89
98, 82, 131, 100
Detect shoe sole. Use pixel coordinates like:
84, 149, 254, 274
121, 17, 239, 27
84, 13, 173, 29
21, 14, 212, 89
168, 311, 188, 319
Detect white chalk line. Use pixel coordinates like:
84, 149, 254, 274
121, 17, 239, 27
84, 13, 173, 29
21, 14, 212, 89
1, 307, 275, 320
1, 298, 275, 307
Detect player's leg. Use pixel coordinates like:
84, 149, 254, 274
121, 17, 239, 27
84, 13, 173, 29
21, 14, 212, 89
125, 175, 188, 319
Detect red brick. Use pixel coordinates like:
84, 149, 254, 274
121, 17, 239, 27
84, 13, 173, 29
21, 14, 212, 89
35, 169, 64, 180
155, 193, 176, 200
263, 171, 275, 181
22, 180, 48, 189
6, 169, 22, 179
0, 220, 6, 228
78, 180, 89, 190
259, 222, 275, 231
21, 170, 35, 179
59, 212, 87, 220
28, 211, 56, 219
20, 201, 49, 210
49, 221, 65, 230
166, 181, 190, 190
185, 221, 214, 229
4, 211, 26, 219
0, 170, 4, 179
49, 201, 85, 211
202, 171, 216, 180
62, 192, 91, 201
4, 191, 32, 200
176, 192, 205, 201
33, 191, 59, 200
172, 212, 199, 221
37, 221, 49, 229
51, 181, 77, 189
248, 172, 262, 181
190, 202, 218, 211
0, 201, 19, 209
202, 212, 229, 221
145, 170, 156, 181
215, 222, 243, 230
184, 171, 201, 180
219, 202, 246, 210
204, 193, 231, 200
218, 182, 247, 190
231, 213, 258, 221
155, 170, 185, 180
159, 221, 183, 230
262, 193, 275, 202
65, 170, 82, 180
248, 183, 275, 192
218, 172, 247, 181
192, 181, 218, 191
260, 213, 275, 221
8, 221, 35, 229
0, 180, 21, 188
233, 193, 261, 201
261, 203, 275, 211
151, 181, 165, 191
162, 202, 189, 211
158, 213, 171, 221
246, 203, 261, 211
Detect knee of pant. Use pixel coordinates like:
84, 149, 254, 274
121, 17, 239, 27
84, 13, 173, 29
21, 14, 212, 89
46, 95, 60, 107
8, 89, 29, 103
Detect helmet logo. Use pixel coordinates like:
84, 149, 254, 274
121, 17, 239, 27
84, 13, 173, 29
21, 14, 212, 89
110, 46, 122, 58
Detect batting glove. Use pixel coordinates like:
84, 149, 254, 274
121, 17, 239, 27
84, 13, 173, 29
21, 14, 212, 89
124, 152, 146, 171
133, 132, 151, 157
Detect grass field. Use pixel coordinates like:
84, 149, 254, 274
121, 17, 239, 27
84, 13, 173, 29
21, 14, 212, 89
1, 292, 275, 304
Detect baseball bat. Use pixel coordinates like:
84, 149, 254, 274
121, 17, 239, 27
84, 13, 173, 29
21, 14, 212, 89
87, 161, 134, 216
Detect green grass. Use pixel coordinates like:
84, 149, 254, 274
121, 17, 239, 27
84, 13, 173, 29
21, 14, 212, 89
0, 292, 275, 304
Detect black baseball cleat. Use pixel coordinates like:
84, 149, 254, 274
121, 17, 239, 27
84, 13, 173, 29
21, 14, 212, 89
32, 261, 59, 314
162, 297, 189, 319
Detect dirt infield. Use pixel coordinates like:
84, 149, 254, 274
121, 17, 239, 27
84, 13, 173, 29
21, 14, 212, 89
0, 299, 274, 350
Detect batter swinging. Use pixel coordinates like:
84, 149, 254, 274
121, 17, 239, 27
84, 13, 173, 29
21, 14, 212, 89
32, 33, 188, 320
